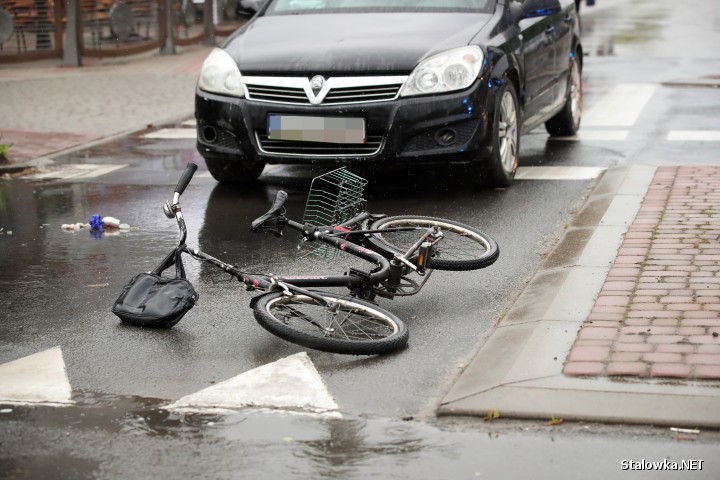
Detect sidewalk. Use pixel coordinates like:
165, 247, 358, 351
0, 44, 212, 170
440, 165, 720, 427
2, 46, 719, 429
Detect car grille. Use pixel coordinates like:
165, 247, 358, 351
256, 133, 384, 156
323, 85, 401, 104
245, 85, 308, 104
243, 75, 407, 106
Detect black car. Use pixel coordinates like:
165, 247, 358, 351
195, 0, 582, 187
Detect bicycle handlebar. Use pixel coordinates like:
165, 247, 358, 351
175, 163, 198, 195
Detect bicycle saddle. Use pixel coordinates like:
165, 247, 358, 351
251, 190, 288, 237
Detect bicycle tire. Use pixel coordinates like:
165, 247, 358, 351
366, 216, 499, 271
252, 292, 409, 355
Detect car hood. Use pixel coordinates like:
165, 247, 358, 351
224, 13, 492, 75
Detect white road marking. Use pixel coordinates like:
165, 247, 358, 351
550, 130, 630, 141
25, 164, 127, 180
583, 83, 656, 127
165, 352, 341, 417
516, 166, 607, 180
0, 347, 73, 406
667, 130, 720, 141
142, 128, 197, 139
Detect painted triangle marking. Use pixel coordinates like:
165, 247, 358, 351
0, 347, 73, 406
165, 352, 340, 417
142, 128, 197, 140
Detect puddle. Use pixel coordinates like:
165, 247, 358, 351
2, 390, 720, 479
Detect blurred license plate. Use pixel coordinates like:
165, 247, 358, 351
268, 115, 365, 144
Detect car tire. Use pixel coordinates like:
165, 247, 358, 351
475, 80, 520, 188
204, 157, 265, 183
545, 53, 582, 137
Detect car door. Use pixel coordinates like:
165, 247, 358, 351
514, 0, 557, 131
548, 0, 576, 113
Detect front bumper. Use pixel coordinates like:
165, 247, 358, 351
195, 79, 494, 167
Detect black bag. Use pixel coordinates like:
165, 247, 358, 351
112, 247, 198, 328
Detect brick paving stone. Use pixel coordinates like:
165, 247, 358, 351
613, 343, 653, 353
695, 365, 720, 378
686, 354, 720, 365
643, 352, 683, 363
563, 362, 605, 376
646, 335, 685, 344
579, 327, 617, 340
585, 320, 621, 328
610, 352, 642, 362
568, 346, 611, 362
575, 340, 614, 347
624, 318, 652, 326
652, 319, 682, 327
587, 312, 625, 321
607, 362, 649, 376
698, 345, 720, 354
656, 344, 695, 353
563, 166, 720, 381
650, 363, 692, 378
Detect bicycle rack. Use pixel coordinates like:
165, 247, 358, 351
299, 167, 368, 258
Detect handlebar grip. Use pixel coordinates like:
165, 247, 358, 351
251, 190, 288, 233
174, 163, 198, 195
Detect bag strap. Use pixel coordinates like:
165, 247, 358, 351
174, 247, 186, 279
150, 245, 187, 279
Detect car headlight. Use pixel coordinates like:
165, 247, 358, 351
198, 48, 244, 97
400, 46, 484, 97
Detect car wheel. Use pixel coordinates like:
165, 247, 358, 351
204, 157, 265, 183
476, 80, 520, 188
545, 53, 582, 137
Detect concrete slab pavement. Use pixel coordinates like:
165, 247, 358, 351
0, 44, 212, 169
439, 165, 720, 428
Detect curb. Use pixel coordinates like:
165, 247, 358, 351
438, 165, 720, 428
0, 112, 196, 175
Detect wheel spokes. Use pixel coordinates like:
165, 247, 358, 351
274, 299, 395, 341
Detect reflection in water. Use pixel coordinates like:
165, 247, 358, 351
3, 397, 719, 479
197, 182, 307, 278
0, 179, 185, 355
0, 397, 452, 478
580, 0, 671, 57
195, 168, 496, 286
299, 418, 428, 475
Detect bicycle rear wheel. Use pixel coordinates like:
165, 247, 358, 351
366, 216, 499, 271
252, 292, 409, 355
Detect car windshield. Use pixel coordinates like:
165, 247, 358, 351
265, 0, 495, 15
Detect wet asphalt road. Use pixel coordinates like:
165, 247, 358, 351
0, 149, 591, 417
2, 0, 720, 477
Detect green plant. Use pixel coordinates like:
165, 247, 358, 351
0, 133, 12, 158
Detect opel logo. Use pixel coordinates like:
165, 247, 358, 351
310, 75, 325, 90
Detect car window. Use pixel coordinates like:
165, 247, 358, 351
265, 0, 496, 15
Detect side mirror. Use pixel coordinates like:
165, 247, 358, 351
236, 0, 265, 17
520, 0, 562, 20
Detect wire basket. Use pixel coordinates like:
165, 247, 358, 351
299, 167, 368, 258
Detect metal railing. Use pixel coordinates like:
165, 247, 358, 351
0, 0, 247, 63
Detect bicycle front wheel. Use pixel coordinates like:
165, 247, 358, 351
252, 292, 409, 355
366, 216, 499, 271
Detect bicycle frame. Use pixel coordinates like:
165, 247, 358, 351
164, 165, 440, 302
